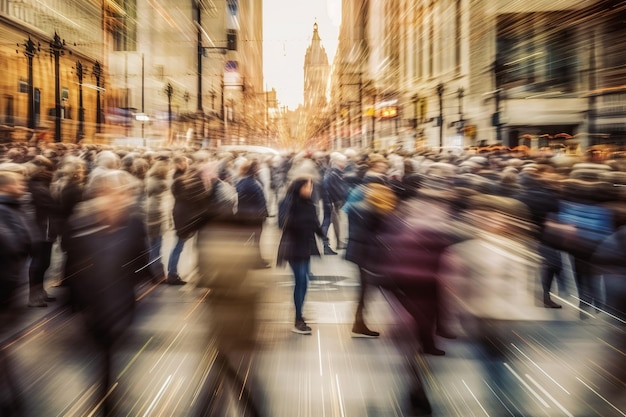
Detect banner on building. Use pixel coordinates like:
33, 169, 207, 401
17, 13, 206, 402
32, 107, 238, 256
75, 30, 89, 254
224, 60, 241, 87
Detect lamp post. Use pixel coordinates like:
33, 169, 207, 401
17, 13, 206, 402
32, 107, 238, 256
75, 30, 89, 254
49, 32, 66, 142
92, 61, 102, 133
436, 83, 444, 149
20, 37, 39, 132
75, 60, 85, 143
165, 83, 174, 142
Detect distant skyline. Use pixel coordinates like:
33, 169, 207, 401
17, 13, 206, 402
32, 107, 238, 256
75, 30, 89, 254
263, 0, 340, 110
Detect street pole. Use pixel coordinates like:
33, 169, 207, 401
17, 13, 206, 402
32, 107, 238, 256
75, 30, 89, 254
50, 32, 65, 143
93, 61, 102, 133
437, 83, 444, 149
21, 37, 38, 132
76, 60, 84, 143
165, 83, 174, 143
195, 1, 203, 113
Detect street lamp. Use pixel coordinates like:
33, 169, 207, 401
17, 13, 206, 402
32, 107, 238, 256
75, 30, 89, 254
49, 32, 66, 143
75, 60, 85, 143
18, 36, 40, 132
165, 83, 174, 141
436, 83, 444, 149
92, 61, 103, 133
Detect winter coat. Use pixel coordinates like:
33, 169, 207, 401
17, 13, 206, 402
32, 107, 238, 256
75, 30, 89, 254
28, 170, 61, 242
374, 205, 467, 287
172, 168, 210, 239
146, 175, 168, 238
276, 196, 323, 266
235, 175, 268, 225
344, 201, 383, 269
323, 167, 349, 207
62, 200, 149, 346
0, 195, 32, 304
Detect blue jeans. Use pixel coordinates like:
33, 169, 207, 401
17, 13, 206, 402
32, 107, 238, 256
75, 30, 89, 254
289, 259, 310, 322
168, 237, 187, 276
148, 236, 164, 278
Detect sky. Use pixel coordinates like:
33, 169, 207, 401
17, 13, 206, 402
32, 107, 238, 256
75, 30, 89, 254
263, 0, 341, 111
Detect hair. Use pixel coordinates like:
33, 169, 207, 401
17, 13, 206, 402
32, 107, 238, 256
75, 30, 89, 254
85, 169, 138, 199
238, 159, 259, 177
285, 175, 313, 198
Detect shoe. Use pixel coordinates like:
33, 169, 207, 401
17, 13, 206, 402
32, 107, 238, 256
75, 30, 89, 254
324, 246, 338, 255
28, 297, 48, 308
543, 299, 562, 309
423, 346, 445, 356
42, 291, 56, 302
166, 274, 187, 285
436, 328, 457, 339
291, 320, 312, 335
253, 261, 272, 269
351, 324, 380, 338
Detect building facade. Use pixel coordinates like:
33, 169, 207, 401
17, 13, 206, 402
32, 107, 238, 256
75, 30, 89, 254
0, 0, 266, 147
321, 0, 626, 152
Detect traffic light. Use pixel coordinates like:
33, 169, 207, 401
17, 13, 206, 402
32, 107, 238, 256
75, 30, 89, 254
227, 29, 237, 51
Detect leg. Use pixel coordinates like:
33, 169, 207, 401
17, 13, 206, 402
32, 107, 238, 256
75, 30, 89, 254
289, 259, 311, 334
352, 267, 379, 337
167, 237, 187, 284
540, 245, 562, 308
330, 204, 342, 248
148, 235, 165, 281
320, 200, 336, 254
28, 241, 53, 307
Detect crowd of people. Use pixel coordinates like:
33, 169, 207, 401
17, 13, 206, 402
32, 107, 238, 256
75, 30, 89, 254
1, 139, 625, 415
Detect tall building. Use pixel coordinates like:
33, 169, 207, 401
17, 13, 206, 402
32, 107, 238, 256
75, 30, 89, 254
302, 22, 330, 147
304, 23, 330, 110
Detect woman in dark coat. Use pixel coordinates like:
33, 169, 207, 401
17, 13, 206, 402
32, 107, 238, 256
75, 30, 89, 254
344, 182, 395, 337
277, 176, 323, 335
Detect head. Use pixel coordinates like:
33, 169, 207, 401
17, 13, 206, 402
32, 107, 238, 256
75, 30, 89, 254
238, 158, 259, 177
287, 175, 314, 200
173, 154, 189, 173
367, 154, 390, 174
0, 171, 26, 200
84, 169, 139, 225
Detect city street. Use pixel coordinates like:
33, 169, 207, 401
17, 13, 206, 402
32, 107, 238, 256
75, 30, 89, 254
1, 217, 625, 416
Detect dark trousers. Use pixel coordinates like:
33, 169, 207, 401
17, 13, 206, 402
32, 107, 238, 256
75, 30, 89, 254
539, 245, 567, 299
574, 257, 601, 312
29, 241, 53, 297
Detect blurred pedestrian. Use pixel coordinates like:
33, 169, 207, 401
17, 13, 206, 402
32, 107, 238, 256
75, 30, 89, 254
62, 169, 149, 416
26, 155, 59, 307
235, 159, 270, 269
168, 154, 210, 285
277, 176, 324, 335
145, 160, 170, 283
321, 153, 349, 254
344, 182, 397, 337
0, 170, 31, 416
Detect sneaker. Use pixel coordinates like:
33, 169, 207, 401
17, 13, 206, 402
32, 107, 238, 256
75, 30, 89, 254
324, 246, 338, 255
42, 291, 56, 302
351, 324, 380, 338
166, 274, 187, 285
423, 346, 445, 356
291, 320, 312, 335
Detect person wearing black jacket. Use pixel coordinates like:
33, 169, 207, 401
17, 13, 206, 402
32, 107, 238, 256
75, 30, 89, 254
277, 176, 324, 335
168, 154, 210, 285
321, 153, 349, 255
26, 155, 60, 307
235, 159, 270, 268
62, 169, 149, 416
514, 172, 564, 308
0, 170, 31, 415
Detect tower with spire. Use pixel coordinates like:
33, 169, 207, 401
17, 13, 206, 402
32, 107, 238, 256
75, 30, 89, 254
303, 21, 330, 110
